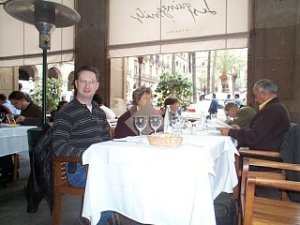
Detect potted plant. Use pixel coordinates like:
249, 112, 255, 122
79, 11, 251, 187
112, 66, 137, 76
30, 77, 63, 113
155, 72, 192, 109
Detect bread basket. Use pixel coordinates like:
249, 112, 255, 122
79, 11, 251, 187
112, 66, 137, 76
147, 133, 183, 147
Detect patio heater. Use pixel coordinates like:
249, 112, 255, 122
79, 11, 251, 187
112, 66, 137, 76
4, 0, 80, 126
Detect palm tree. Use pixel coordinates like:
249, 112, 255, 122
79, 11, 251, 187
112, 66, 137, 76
216, 50, 245, 92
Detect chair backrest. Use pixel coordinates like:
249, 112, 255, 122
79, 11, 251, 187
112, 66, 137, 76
242, 158, 300, 225
27, 127, 44, 152
52, 156, 84, 225
52, 156, 84, 195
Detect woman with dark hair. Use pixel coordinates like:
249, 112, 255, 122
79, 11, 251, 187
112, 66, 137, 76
114, 86, 152, 139
162, 96, 180, 117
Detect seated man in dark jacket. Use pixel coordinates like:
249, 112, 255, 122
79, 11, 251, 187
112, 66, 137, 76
9, 91, 42, 126
220, 79, 290, 150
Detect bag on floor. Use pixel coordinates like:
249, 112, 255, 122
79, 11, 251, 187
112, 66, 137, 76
214, 192, 238, 225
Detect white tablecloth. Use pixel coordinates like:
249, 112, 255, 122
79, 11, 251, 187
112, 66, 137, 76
0, 125, 36, 157
82, 134, 238, 225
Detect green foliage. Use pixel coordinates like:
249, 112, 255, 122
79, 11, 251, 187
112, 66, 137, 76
31, 77, 63, 112
216, 50, 245, 75
155, 72, 192, 108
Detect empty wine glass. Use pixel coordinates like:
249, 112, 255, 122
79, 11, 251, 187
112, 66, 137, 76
149, 115, 162, 134
0, 112, 5, 125
134, 116, 148, 136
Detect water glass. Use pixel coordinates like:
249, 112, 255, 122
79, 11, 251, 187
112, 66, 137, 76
149, 115, 162, 133
134, 116, 148, 136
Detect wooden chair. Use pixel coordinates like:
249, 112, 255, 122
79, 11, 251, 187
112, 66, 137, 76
241, 158, 300, 225
234, 148, 282, 202
52, 156, 85, 225
239, 148, 281, 160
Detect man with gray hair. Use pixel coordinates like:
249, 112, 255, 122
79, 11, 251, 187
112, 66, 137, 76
220, 79, 290, 150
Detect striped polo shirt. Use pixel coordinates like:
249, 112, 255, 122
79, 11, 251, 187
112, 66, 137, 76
52, 98, 111, 158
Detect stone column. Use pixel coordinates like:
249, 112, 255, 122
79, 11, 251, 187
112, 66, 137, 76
248, 0, 300, 122
75, 0, 110, 104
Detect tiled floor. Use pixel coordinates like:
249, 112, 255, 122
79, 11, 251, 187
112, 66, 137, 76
0, 152, 83, 225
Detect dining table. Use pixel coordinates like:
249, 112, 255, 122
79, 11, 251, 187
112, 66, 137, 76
0, 124, 36, 179
81, 129, 238, 225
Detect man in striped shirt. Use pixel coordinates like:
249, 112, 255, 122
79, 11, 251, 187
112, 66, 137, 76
52, 65, 111, 188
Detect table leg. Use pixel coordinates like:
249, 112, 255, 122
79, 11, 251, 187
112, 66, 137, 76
12, 154, 19, 181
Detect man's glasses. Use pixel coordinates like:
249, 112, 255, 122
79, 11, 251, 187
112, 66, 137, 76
78, 80, 98, 85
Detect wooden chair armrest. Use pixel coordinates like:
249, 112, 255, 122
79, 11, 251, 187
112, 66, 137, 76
248, 177, 300, 192
239, 149, 280, 159
246, 158, 300, 172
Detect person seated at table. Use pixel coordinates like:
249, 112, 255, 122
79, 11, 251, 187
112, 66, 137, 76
93, 94, 116, 120
52, 65, 111, 187
8, 91, 42, 126
115, 86, 153, 139
224, 102, 256, 129
0, 93, 20, 116
0, 102, 11, 117
52, 66, 112, 225
162, 96, 180, 117
220, 79, 290, 150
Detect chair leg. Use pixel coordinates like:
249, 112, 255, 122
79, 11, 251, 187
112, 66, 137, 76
52, 192, 63, 225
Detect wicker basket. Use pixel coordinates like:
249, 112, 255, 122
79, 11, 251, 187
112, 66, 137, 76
147, 133, 183, 147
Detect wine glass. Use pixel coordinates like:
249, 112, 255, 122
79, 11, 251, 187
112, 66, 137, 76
149, 115, 162, 134
134, 116, 148, 136
0, 112, 5, 125
170, 108, 184, 134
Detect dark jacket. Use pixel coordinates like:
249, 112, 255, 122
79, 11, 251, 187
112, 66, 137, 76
26, 126, 52, 212
21, 102, 42, 126
114, 110, 136, 139
280, 124, 300, 202
229, 97, 290, 150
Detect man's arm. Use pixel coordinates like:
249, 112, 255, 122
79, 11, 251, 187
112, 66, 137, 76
52, 111, 85, 157
228, 106, 284, 147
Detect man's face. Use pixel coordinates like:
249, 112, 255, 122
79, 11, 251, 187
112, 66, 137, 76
227, 107, 238, 118
75, 70, 99, 100
10, 99, 23, 110
253, 87, 267, 104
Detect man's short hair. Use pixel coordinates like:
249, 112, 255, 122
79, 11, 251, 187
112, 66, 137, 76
9, 91, 27, 101
164, 96, 179, 108
224, 102, 238, 111
132, 86, 152, 105
0, 94, 7, 101
74, 65, 100, 81
254, 79, 278, 94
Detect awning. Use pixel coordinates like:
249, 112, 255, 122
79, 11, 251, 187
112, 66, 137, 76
108, 0, 250, 58
0, 0, 75, 67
